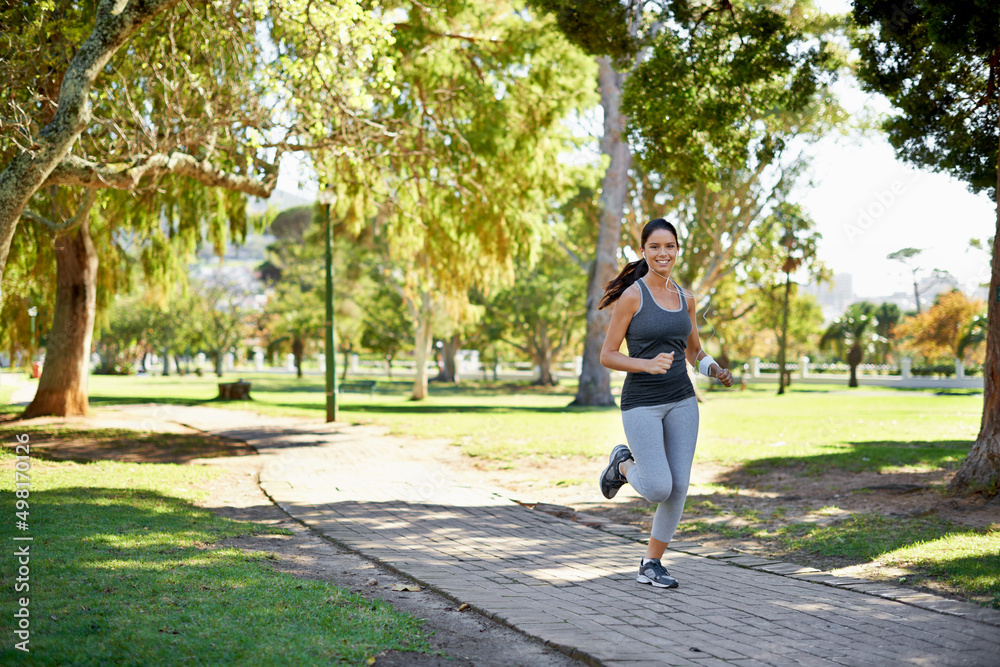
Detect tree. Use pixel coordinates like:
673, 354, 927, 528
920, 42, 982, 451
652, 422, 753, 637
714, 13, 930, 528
360, 283, 413, 379
0, 0, 394, 415
187, 273, 258, 378
894, 290, 987, 363
535, 0, 844, 406
622, 1, 843, 300
870, 302, 902, 364
527, 0, 640, 406
820, 301, 877, 388
852, 0, 1000, 494
259, 206, 371, 379
331, 0, 598, 400
483, 228, 587, 385
770, 204, 826, 394
887, 247, 954, 313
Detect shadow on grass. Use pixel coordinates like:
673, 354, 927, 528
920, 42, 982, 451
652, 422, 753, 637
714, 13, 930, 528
721, 439, 972, 478
0, 427, 254, 464
0, 487, 430, 664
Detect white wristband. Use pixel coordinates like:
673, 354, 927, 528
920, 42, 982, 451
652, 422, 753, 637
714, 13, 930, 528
698, 355, 716, 376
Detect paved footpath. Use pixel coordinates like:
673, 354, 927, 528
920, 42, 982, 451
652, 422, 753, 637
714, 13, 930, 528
115, 404, 1000, 667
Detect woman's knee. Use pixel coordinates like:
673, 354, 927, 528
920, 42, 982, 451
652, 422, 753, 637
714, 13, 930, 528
644, 479, 674, 504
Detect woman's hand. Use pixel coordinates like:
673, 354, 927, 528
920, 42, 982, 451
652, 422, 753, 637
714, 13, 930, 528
712, 364, 734, 388
645, 352, 674, 374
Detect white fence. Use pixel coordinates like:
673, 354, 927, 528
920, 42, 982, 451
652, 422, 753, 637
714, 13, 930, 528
737, 356, 983, 390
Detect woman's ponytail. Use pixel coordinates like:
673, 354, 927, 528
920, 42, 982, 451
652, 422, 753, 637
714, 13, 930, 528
599, 257, 649, 310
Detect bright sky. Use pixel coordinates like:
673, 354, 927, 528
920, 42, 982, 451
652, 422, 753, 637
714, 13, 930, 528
277, 1, 997, 301
803, 0, 996, 298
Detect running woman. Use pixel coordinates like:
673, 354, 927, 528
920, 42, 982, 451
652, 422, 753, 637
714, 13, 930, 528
597, 218, 734, 589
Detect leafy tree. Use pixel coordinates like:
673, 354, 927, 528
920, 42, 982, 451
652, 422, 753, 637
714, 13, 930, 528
92, 293, 151, 375
535, 0, 844, 406
526, 0, 643, 406
360, 283, 413, 379
895, 290, 987, 363
852, 0, 1000, 494
483, 229, 587, 385
870, 301, 902, 364
623, 2, 843, 300
0, 0, 394, 415
887, 247, 955, 313
187, 273, 258, 378
820, 301, 877, 388
259, 206, 371, 379
769, 204, 826, 394
332, 0, 598, 400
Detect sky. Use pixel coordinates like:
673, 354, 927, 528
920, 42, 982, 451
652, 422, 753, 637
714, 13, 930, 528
276, 0, 997, 302
794, 83, 994, 300
801, 0, 996, 299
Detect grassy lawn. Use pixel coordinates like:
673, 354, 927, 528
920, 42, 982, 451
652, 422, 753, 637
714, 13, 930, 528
83, 373, 981, 471
10, 371, 999, 607
0, 447, 432, 664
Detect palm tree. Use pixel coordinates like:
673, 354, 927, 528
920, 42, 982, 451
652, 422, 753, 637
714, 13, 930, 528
820, 302, 876, 388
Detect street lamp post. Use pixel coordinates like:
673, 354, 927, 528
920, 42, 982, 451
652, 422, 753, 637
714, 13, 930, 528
319, 194, 338, 423
27, 306, 37, 359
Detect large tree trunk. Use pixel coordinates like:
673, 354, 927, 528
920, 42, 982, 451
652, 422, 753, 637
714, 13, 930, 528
411, 291, 433, 400
571, 57, 631, 407
22, 218, 98, 418
0, 0, 181, 292
950, 128, 1000, 496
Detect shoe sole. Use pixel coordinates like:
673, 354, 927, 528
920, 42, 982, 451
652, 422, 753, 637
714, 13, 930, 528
599, 445, 631, 499
637, 574, 679, 589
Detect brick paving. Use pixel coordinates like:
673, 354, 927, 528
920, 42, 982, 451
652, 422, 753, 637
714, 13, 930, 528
119, 404, 1000, 666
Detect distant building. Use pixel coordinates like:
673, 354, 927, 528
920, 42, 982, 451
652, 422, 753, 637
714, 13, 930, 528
801, 272, 855, 324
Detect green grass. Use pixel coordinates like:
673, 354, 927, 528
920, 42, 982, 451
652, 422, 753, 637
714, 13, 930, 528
676, 512, 1000, 607
83, 373, 627, 459
11, 372, 996, 607
80, 374, 983, 475
0, 449, 432, 665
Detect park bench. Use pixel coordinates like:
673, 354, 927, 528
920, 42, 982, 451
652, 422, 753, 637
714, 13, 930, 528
338, 380, 377, 397
218, 380, 252, 400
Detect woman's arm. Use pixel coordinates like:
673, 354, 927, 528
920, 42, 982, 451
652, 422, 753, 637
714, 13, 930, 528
684, 287, 734, 387
600, 285, 674, 375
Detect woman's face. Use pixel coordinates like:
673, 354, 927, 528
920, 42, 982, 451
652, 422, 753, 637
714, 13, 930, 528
643, 228, 678, 272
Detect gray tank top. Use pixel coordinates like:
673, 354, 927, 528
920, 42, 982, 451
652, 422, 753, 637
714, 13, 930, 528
619, 277, 696, 411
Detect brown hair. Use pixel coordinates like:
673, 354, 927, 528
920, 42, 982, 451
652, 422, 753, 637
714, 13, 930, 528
598, 218, 678, 310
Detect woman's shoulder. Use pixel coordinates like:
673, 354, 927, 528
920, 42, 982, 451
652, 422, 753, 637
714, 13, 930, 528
617, 282, 642, 314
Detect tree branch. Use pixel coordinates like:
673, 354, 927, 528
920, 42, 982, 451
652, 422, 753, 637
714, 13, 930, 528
44, 152, 277, 198
21, 188, 99, 234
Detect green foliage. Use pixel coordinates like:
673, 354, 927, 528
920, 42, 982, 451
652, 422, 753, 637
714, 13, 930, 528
820, 301, 878, 361
360, 282, 414, 368
624, 0, 843, 189
852, 0, 1000, 199
481, 226, 587, 382
525, 0, 637, 61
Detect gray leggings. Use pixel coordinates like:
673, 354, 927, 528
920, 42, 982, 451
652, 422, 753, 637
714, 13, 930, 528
621, 396, 699, 543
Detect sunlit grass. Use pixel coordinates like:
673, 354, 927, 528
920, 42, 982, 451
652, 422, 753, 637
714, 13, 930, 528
0, 448, 432, 664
